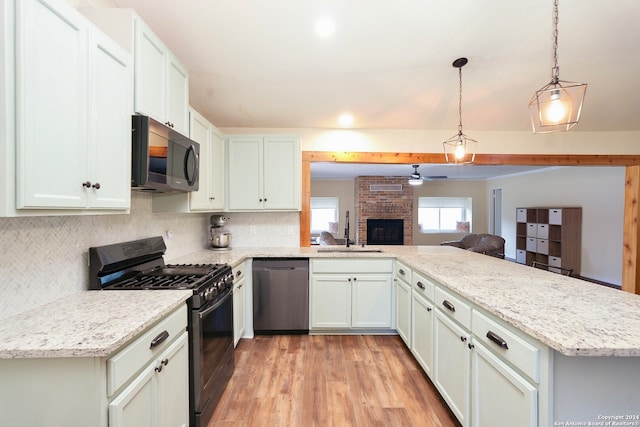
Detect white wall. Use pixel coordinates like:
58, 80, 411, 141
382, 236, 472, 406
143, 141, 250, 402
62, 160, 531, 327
490, 166, 625, 286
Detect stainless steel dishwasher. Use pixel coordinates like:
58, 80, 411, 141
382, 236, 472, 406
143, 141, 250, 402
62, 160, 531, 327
252, 258, 309, 334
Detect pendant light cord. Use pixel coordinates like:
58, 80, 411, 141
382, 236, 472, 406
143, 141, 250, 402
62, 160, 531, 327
551, 0, 560, 83
457, 66, 463, 135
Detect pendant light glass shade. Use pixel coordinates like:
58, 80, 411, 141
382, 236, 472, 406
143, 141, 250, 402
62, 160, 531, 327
528, 79, 587, 133
443, 132, 477, 165
529, 0, 587, 133
442, 57, 477, 164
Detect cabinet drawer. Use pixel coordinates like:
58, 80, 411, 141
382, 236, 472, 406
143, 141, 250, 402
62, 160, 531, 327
526, 223, 537, 237
516, 208, 527, 223
434, 286, 471, 330
548, 256, 562, 267
549, 209, 563, 225
472, 310, 541, 383
536, 239, 549, 255
395, 260, 412, 284
107, 304, 188, 396
413, 271, 435, 302
526, 237, 536, 252
312, 258, 393, 274
536, 224, 549, 239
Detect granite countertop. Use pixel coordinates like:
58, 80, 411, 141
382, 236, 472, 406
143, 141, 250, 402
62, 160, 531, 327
0, 290, 192, 359
3, 245, 640, 359
173, 245, 640, 357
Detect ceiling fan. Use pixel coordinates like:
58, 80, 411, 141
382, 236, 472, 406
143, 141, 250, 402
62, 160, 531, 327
408, 165, 447, 185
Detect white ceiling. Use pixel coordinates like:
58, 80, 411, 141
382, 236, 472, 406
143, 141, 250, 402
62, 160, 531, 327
110, 1, 639, 180
113, 0, 640, 132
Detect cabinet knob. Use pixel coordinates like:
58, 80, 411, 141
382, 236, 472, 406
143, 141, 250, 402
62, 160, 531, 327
259, 198, 263, 202
426, 307, 432, 312
82, 181, 91, 188
417, 281, 425, 290
264, 198, 268, 202
92, 182, 101, 190
460, 336, 467, 343
468, 343, 475, 350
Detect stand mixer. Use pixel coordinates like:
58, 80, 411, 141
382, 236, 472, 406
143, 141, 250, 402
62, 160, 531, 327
209, 215, 231, 250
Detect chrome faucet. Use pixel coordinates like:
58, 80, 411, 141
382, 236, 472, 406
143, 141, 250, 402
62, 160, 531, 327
344, 210, 351, 247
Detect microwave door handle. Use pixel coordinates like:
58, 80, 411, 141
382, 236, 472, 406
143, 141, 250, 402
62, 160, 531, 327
185, 144, 199, 186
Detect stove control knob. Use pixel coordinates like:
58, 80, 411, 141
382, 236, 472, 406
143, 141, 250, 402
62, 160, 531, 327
204, 288, 214, 301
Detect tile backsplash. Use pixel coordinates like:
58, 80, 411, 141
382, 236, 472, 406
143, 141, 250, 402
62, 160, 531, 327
0, 193, 299, 319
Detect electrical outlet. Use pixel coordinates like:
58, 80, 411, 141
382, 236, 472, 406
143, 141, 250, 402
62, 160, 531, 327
166, 230, 173, 240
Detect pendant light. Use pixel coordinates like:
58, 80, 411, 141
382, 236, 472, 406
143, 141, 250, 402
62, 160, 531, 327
408, 164, 423, 186
443, 57, 477, 164
528, 0, 587, 133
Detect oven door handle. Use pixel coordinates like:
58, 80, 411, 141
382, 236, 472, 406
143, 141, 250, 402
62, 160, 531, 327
198, 287, 232, 319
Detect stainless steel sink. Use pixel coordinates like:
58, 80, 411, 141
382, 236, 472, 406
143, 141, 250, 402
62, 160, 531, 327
316, 248, 383, 253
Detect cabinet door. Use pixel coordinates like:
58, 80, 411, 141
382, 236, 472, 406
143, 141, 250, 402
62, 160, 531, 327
156, 332, 189, 427
109, 362, 155, 427
435, 310, 471, 425
208, 128, 226, 210
262, 136, 300, 210
16, 0, 88, 208
88, 29, 132, 209
471, 341, 537, 427
227, 136, 263, 210
395, 277, 411, 345
351, 274, 392, 328
310, 274, 351, 328
187, 110, 212, 210
134, 18, 166, 121
233, 276, 246, 347
411, 291, 434, 378
166, 55, 189, 136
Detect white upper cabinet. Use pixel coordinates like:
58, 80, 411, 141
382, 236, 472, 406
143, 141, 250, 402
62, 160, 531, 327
151, 108, 225, 213
80, 8, 190, 136
1, 0, 132, 215
226, 135, 301, 211
135, 18, 189, 136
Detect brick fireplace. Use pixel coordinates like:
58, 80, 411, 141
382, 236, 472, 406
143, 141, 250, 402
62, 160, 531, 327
354, 176, 413, 245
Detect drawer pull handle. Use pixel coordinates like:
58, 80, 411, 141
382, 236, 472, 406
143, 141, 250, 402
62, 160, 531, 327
417, 281, 425, 290
150, 330, 170, 349
236, 270, 242, 278
399, 269, 405, 276
442, 300, 456, 312
486, 331, 509, 349
426, 307, 432, 312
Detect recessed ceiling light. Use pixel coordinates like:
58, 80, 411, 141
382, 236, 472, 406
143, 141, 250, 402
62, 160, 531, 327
315, 16, 336, 37
338, 113, 354, 127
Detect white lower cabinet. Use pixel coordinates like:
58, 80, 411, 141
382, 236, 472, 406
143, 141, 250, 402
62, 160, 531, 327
233, 262, 247, 346
410, 290, 434, 377
434, 309, 471, 425
0, 304, 189, 427
471, 340, 537, 427
395, 275, 412, 345
310, 259, 393, 331
109, 331, 189, 427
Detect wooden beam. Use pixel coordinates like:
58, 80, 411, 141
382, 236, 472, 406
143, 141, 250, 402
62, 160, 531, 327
301, 151, 640, 294
623, 165, 640, 294
300, 159, 311, 247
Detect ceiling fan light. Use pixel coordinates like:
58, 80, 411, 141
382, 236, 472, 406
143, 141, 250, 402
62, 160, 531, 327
408, 164, 423, 185
408, 178, 423, 186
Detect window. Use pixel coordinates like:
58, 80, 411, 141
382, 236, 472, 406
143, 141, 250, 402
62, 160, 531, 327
310, 197, 339, 233
418, 197, 472, 233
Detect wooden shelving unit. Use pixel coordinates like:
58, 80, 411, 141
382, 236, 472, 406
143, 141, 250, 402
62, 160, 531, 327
515, 207, 582, 275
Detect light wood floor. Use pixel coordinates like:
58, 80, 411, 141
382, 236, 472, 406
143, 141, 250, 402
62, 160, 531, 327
209, 334, 460, 426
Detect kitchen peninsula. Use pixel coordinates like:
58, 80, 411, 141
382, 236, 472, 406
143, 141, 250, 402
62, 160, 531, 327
2, 245, 639, 426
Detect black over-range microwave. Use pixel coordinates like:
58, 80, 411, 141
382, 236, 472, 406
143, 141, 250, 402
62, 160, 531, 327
131, 115, 200, 193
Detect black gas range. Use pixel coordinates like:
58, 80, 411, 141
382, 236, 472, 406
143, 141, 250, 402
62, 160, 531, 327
89, 236, 234, 427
